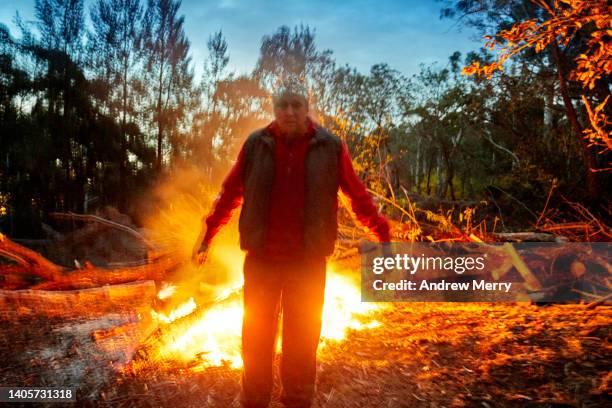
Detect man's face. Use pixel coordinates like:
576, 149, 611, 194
273, 94, 309, 137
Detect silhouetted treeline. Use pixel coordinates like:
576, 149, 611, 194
0, 0, 608, 237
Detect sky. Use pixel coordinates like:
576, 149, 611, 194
0, 0, 484, 78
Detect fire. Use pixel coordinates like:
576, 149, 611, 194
160, 298, 244, 370
147, 263, 384, 371
157, 283, 176, 300
140, 168, 384, 372
321, 270, 381, 341
151, 297, 197, 324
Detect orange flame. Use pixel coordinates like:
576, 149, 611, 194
147, 264, 383, 371
157, 283, 176, 300
139, 166, 383, 371
151, 297, 197, 324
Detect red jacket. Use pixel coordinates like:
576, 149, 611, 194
203, 120, 390, 257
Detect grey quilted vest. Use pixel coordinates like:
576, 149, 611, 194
238, 124, 342, 256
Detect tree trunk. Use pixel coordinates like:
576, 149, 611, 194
443, 150, 455, 200
435, 153, 442, 197
414, 137, 421, 193
120, 58, 129, 212
551, 41, 598, 199
156, 59, 165, 173
426, 154, 433, 196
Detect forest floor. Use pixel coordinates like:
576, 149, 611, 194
1, 298, 610, 407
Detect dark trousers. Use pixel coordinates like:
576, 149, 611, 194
241, 253, 326, 408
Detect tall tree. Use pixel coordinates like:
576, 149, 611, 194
32, 0, 87, 212
190, 30, 230, 178
89, 0, 145, 210
445, 0, 610, 199
142, 0, 194, 172
35, 0, 84, 58
254, 24, 335, 114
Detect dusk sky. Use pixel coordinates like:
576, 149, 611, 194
0, 0, 483, 78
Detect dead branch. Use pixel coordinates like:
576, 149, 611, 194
585, 292, 612, 309
493, 232, 565, 242
49, 212, 157, 251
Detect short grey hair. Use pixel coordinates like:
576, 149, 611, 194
272, 77, 309, 105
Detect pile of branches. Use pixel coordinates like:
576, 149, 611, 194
0, 231, 180, 291
334, 193, 611, 305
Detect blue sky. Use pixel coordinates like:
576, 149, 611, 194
0, 0, 483, 78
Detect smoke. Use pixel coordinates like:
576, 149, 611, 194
139, 162, 245, 307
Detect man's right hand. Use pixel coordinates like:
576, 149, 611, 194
192, 240, 210, 265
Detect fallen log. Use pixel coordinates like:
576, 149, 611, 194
502, 243, 543, 291
1, 233, 182, 290
493, 232, 568, 242
0, 271, 31, 290
0, 233, 65, 281
30, 256, 182, 290
0, 280, 157, 318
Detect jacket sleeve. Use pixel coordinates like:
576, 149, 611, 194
202, 146, 245, 243
338, 142, 391, 242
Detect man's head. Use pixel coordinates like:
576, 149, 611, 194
272, 79, 309, 138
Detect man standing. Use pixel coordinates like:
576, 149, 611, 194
193, 80, 389, 408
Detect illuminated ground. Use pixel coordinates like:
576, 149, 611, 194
1, 253, 610, 407
2, 302, 608, 407
118, 303, 612, 407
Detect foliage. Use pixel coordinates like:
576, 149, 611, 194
0, 0, 608, 237
462, 0, 611, 157
142, 0, 195, 170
